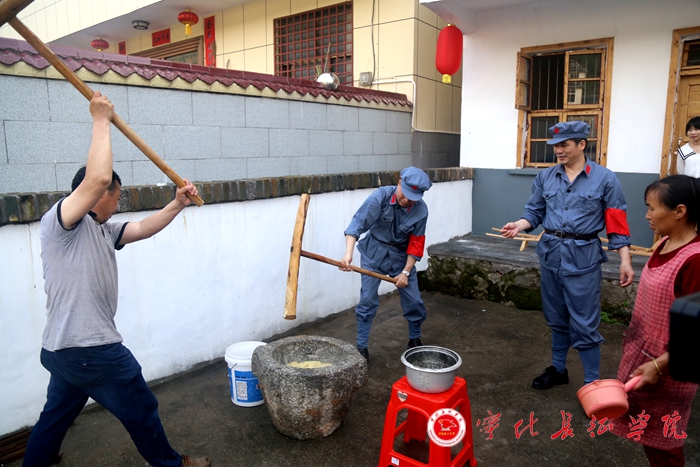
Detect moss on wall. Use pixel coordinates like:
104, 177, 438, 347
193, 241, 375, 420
420, 255, 635, 325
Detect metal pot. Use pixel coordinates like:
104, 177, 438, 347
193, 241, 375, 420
401, 346, 462, 393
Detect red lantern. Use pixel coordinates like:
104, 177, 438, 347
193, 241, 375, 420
436, 24, 463, 84
90, 38, 109, 52
178, 9, 199, 35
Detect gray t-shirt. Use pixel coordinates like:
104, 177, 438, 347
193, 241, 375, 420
40, 199, 128, 351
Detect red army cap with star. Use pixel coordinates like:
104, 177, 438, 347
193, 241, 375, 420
400, 166, 432, 201
547, 121, 590, 145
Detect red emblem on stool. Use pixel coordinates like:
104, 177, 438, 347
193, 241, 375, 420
428, 408, 466, 447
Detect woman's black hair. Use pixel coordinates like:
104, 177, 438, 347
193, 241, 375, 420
71, 166, 121, 192
685, 116, 700, 133
645, 175, 700, 226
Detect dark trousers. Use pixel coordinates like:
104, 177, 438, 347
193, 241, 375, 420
643, 445, 685, 467
23, 343, 181, 467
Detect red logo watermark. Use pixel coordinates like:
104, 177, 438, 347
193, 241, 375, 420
428, 408, 466, 447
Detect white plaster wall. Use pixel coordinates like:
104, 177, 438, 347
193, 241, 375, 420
459, 0, 700, 174
0, 179, 472, 436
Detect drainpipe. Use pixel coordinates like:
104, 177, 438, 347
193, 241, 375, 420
372, 77, 460, 135
372, 78, 417, 131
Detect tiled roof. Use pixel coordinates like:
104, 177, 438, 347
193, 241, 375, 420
0, 37, 412, 107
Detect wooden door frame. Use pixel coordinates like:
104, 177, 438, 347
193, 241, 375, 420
515, 37, 614, 168
660, 27, 700, 177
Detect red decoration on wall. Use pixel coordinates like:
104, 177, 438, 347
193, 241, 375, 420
90, 38, 109, 52
435, 24, 463, 84
178, 9, 199, 35
152, 29, 171, 47
204, 15, 215, 67
118, 41, 126, 55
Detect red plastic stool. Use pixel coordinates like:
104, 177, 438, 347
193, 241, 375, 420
377, 376, 476, 467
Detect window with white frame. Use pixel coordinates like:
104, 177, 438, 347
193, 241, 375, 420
516, 38, 613, 167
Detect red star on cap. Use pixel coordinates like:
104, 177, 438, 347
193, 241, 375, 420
554, 128, 560, 134
412, 185, 417, 189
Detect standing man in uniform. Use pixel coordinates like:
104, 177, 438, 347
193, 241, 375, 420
340, 167, 432, 361
23, 91, 210, 467
501, 121, 634, 389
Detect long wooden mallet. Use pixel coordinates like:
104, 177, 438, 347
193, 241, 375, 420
6, 15, 204, 206
284, 194, 311, 320
0, 0, 34, 26
300, 250, 398, 284
283, 194, 396, 320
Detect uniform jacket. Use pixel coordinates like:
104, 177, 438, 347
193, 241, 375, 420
344, 186, 428, 267
521, 160, 631, 276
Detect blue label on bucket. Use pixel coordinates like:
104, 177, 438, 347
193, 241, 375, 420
228, 368, 263, 403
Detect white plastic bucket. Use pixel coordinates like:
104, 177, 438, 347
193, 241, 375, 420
225, 341, 266, 407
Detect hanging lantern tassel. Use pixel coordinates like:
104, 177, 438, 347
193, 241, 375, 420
436, 24, 463, 84
178, 9, 199, 35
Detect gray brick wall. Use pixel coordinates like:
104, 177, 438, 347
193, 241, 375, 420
0, 124, 6, 164
326, 106, 358, 131
0, 74, 416, 194
290, 101, 326, 130
359, 108, 386, 133
411, 131, 460, 169
0, 75, 50, 121
192, 92, 246, 127
387, 111, 411, 133
343, 131, 373, 155
309, 130, 344, 156
246, 98, 291, 129
221, 128, 269, 158
373, 133, 398, 155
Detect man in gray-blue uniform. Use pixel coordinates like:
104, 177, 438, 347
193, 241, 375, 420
340, 167, 432, 361
502, 121, 634, 389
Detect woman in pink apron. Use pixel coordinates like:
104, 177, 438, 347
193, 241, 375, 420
611, 175, 700, 467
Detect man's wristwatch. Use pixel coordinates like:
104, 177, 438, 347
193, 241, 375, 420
401, 270, 410, 277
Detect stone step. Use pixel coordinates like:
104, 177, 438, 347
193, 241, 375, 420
420, 234, 648, 323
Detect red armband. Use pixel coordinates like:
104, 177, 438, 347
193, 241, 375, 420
604, 208, 630, 236
407, 235, 425, 257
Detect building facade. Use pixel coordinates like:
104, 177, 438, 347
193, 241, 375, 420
422, 0, 700, 247
0, 0, 462, 168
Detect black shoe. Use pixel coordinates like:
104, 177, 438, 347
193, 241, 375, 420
532, 366, 569, 389
407, 338, 423, 349
357, 347, 369, 361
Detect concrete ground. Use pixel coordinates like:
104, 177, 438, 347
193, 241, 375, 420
6, 293, 699, 467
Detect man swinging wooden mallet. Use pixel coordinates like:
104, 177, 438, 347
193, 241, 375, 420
340, 167, 432, 362
1, 3, 209, 465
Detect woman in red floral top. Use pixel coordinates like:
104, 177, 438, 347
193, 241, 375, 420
611, 175, 700, 467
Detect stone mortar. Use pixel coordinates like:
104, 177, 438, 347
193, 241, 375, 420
251, 335, 368, 440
